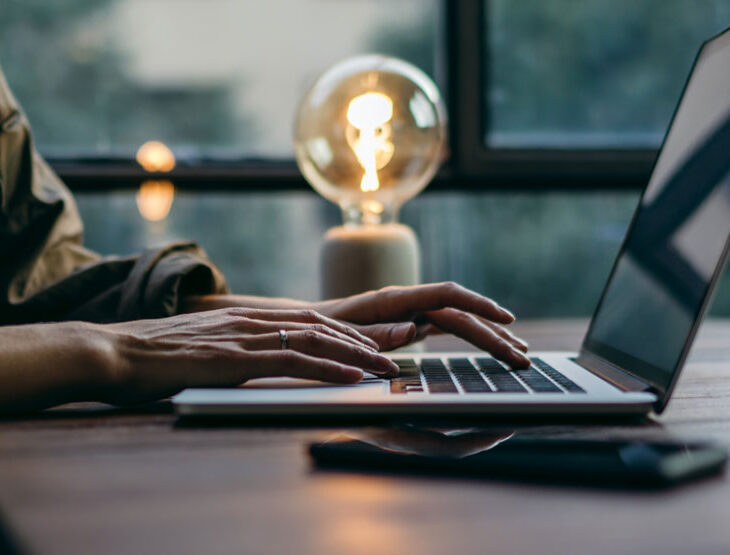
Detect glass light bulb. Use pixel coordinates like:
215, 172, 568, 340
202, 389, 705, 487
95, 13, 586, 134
293, 55, 447, 225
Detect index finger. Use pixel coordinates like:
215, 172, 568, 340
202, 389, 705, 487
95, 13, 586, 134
425, 308, 530, 368
375, 282, 515, 325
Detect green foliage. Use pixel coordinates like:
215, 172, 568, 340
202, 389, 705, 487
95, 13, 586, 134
365, 3, 437, 79
0, 0, 247, 153
488, 0, 730, 145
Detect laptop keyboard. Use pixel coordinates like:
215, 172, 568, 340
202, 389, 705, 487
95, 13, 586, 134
390, 357, 585, 395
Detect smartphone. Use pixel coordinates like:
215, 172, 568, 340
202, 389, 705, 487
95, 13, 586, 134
309, 430, 727, 488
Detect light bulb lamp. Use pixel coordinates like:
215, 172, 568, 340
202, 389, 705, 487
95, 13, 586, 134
294, 55, 447, 299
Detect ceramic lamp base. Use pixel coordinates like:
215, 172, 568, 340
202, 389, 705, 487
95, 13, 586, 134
319, 223, 421, 300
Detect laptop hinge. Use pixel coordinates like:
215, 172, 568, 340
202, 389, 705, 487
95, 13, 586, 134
575, 350, 654, 393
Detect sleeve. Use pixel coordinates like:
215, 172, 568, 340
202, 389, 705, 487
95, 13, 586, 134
0, 65, 228, 326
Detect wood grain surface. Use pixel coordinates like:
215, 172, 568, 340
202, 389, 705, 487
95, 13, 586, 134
1, 320, 729, 555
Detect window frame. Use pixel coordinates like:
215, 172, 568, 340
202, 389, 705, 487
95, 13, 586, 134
51, 0, 656, 193
447, 0, 656, 189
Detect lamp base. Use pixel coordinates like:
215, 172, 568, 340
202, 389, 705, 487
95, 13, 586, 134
320, 223, 421, 300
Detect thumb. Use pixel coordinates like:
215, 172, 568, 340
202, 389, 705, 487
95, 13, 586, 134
356, 322, 417, 351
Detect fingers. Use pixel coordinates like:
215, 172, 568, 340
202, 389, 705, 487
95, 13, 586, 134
228, 308, 378, 350
413, 323, 442, 342
243, 319, 373, 351
424, 308, 530, 369
241, 330, 399, 377
373, 282, 515, 325
245, 350, 366, 384
481, 320, 529, 352
354, 322, 417, 351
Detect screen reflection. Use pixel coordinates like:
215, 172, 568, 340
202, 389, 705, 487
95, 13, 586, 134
586, 31, 730, 389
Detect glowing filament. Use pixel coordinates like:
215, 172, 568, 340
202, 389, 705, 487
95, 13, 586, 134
346, 92, 394, 192
136, 141, 176, 172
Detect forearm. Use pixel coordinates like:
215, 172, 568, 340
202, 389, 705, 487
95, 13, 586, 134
0, 322, 113, 414
180, 294, 312, 313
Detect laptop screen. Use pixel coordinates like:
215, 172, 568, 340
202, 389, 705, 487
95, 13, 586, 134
583, 29, 730, 396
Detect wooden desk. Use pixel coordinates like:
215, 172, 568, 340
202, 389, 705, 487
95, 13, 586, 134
1, 320, 730, 555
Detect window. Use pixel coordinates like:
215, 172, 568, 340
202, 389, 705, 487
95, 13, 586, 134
5, 1, 730, 174
5, 1, 730, 316
451, 0, 730, 182
485, 0, 730, 149
2, 0, 439, 158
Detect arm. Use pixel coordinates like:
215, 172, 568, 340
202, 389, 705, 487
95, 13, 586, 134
0, 322, 112, 413
180, 294, 309, 313
0, 308, 401, 414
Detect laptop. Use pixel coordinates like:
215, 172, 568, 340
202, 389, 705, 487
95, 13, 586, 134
174, 28, 730, 419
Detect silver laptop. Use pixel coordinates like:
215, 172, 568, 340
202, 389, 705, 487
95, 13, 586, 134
174, 29, 730, 419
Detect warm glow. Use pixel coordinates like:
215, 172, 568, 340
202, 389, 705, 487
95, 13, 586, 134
293, 55, 447, 226
346, 92, 394, 192
136, 141, 176, 172
136, 179, 175, 222
313, 475, 408, 554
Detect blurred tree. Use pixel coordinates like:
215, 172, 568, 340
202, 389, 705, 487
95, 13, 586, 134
364, 2, 437, 78
0, 0, 249, 155
488, 0, 730, 146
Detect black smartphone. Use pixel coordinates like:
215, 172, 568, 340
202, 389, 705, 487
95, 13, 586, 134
309, 429, 727, 488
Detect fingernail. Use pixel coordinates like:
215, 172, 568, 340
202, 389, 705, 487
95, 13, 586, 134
502, 309, 516, 322
392, 322, 414, 344
371, 355, 399, 376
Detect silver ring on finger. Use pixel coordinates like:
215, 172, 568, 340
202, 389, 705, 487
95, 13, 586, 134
278, 329, 289, 350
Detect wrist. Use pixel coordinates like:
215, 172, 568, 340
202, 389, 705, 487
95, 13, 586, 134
59, 322, 122, 403
0, 321, 121, 413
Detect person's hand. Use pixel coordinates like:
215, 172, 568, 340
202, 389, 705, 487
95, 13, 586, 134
182, 281, 530, 369
314, 282, 530, 368
98, 307, 401, 405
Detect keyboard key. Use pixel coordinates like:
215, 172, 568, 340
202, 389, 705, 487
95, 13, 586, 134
395, 358, 417, 367
531, 358, 586, 393
421, 358, 446, 367
447, 358, 492, 393
420, 358, 458, 393
512, 367, 563, 393
448, 358, 476, 369
390, 376, 423, 394
394, 358, 420, 377
475, 358, 527, 393
391, 359, 422, 393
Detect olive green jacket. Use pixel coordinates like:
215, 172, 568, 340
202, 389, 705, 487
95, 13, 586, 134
0, 68, 228, 325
